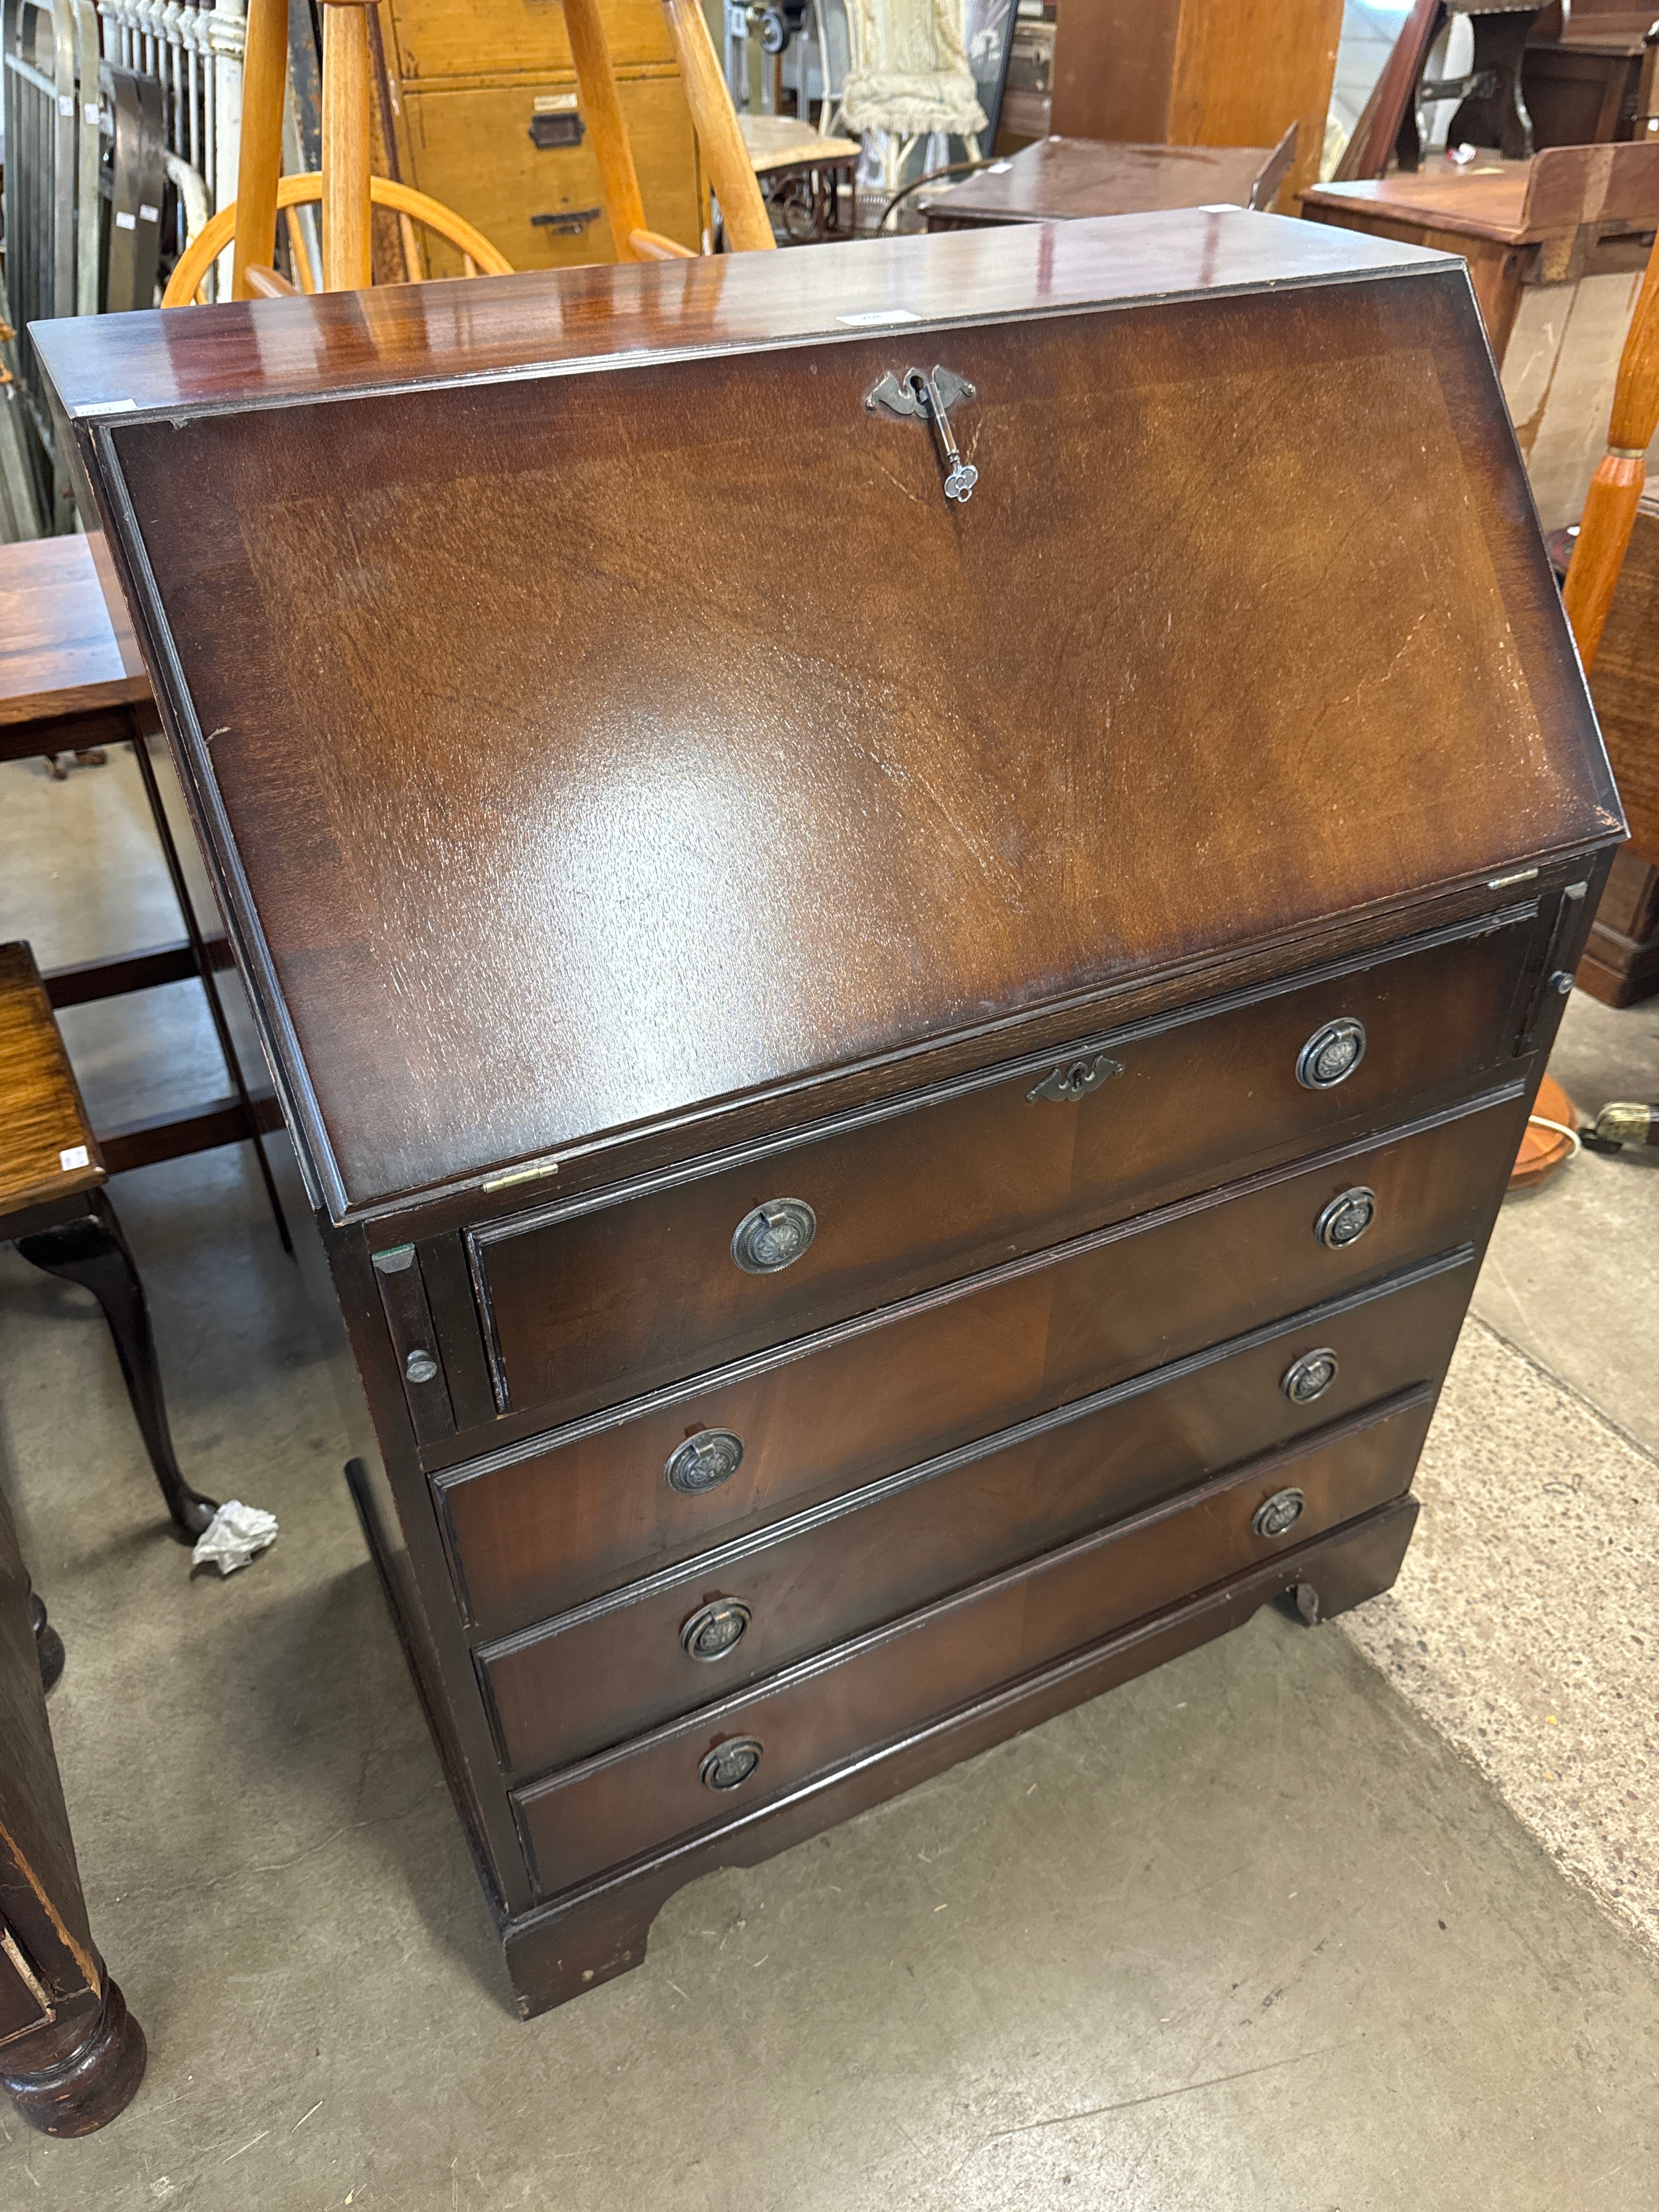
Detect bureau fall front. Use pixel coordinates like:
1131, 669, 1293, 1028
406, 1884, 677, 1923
36, 210, 1622, 2015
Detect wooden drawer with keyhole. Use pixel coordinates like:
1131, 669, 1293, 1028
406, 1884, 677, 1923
510, 1395, 1429, 1892
475, 1258, 1461, 1773
401, 76, 701, 276
441, 1086, 1524, 1640
468, 905, 1541, 1431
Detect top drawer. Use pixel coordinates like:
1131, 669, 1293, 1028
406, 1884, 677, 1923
468, 906, 1540, 1427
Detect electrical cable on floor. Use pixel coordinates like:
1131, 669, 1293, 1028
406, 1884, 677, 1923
1526, 1114, 1582, 1159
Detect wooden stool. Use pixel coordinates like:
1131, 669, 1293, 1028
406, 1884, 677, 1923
0, 942, 216, 1543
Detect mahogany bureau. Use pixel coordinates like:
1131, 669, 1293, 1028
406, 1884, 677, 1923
35, 210, 1622, 2017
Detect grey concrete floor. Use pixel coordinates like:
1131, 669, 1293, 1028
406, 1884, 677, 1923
3, 750, 1658, 2208
1473, 988, 1659, 1451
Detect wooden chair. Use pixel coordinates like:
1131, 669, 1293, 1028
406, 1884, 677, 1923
164, 0, 774, 308
1562, 224, 1659, 668
0, 941, 216, 1544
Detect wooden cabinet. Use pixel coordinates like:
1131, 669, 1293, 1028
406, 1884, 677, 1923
1049, 0, 1344, 211
36, 209, 1621, 2019
380, 0, 704, 271
401, 78, 703, 272
385, 0, 675, 80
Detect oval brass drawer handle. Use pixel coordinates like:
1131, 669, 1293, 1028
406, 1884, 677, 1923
682, 1599, 752, 1662
699, 1737, 763, 1792
732, 1197, 817, 1274
1297, 1018, 1366, 1089
1253, 1487, 1306, 1539
1315, 1185, 1376, 1249
1281, 1348, 1338, 1404
664, 1429, 745, 1495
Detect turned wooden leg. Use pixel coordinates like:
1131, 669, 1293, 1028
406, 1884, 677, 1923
13, 1193, 217, 1542
0, 1494, 147, 2135
0, 1977, 148, 2137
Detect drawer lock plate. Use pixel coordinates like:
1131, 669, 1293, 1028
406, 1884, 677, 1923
1029, 1051, 1123, 1104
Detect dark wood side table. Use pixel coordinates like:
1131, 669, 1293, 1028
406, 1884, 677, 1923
0, 536, 289, 1232
920, 134, 1297, 230
1, 940, 217, 1540
0, 1483, 147, 2135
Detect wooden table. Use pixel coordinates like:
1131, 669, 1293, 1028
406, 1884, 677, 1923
922, 135, 1295, 230
0, 938, 218, 1538
0, 536, 287, 1222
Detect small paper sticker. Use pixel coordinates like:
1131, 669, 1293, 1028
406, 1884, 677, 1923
77, 398, 139, 415
837, 308, 921, 327
115, 209, 137, 231
138, 202, 160, 223
60, 1145, 90, 1172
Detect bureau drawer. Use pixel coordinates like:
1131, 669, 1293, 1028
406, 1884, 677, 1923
469, 906, 1538, 1427
479, 1287, 1449, 1774
441, 1087, 1522, 1635
511, 1398, 1425, 1895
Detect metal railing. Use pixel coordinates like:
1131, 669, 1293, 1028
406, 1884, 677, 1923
1, 0, 245, 531
96, 1, 245, 250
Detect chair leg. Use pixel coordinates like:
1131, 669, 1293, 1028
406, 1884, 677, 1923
13, 1195, 217, 1542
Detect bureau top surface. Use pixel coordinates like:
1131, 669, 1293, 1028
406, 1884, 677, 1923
36, 212, 1619, 1221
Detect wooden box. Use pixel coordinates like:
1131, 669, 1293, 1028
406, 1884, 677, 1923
36, 211, 1621, 2016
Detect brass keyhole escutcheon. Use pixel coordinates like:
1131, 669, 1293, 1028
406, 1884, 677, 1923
1028, 1051, 1123, 1104
699, 1737, 763, 1791
682, 1599, 752, 1662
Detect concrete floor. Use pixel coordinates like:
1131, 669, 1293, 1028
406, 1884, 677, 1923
3, 749, 1658, 2207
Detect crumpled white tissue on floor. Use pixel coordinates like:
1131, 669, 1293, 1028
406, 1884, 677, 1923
191, 1500, 279, 1575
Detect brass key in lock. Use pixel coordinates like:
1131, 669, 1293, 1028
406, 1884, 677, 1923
865, 365, 979, 504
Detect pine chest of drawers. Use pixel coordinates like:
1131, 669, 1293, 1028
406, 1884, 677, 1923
37, 209, 1623, 2016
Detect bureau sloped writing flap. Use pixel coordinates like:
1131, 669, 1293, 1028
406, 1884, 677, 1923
59, 218, 1617, 1213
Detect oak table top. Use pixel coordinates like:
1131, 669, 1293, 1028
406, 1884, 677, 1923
0, 536, 148, 730
0, 942, 104, 1215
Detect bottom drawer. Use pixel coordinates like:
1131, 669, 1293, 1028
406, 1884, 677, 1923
512, 1392, 1430, 1897
481, 1254, 1470, 1775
